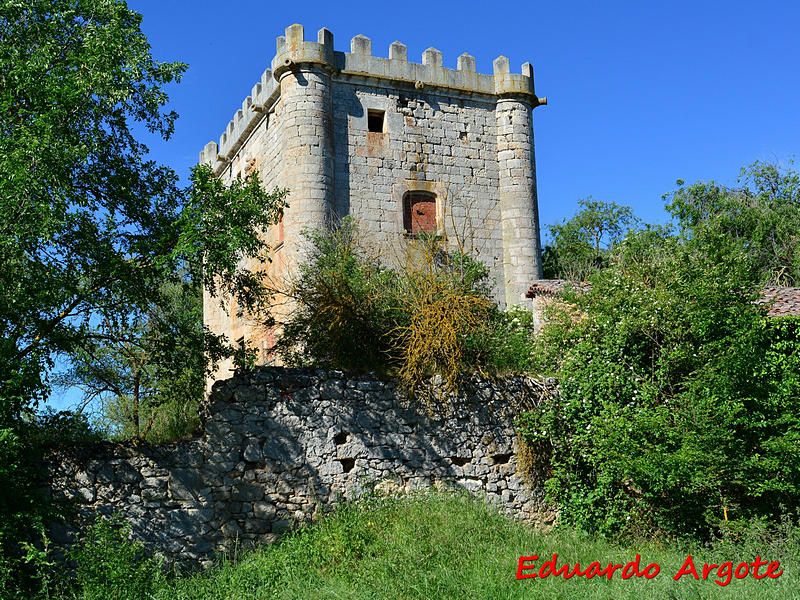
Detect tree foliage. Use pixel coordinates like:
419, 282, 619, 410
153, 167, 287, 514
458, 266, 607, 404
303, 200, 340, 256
666, 160, 800, 285
521, 173, 800, 540
0, 1, 287, 427
541, 197, 639, 280
0, 2, 286, 594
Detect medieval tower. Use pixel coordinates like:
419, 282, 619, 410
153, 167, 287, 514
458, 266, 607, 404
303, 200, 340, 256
200, 24, 546, 376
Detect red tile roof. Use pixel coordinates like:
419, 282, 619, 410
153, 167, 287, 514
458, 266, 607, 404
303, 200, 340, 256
526, 280, 800, 318
756, 286, 800, 318
525, 280, 591, 298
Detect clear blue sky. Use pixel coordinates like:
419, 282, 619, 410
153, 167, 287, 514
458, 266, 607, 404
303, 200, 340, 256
47, 0, 800, 410
128, 0, 800, 231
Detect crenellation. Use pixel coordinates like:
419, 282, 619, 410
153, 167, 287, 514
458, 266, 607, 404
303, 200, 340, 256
285, 23, 304, 48
208, 25, 543, 179
199, 140, 218, 166
457, 52, 476, 72
492, 55, 510, 75
251, 83, 262, 103
317, 27, 332, 46
389, 41, 407, 61
351, 34, 372, 55
422, 47, 443, 68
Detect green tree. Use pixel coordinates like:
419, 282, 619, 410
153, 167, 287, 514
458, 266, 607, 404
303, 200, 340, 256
0, 2, 286, 594
56, 280, 216, 442
541, 197, 639, 280
666, 160, 800, 285
522, 196, 800, 540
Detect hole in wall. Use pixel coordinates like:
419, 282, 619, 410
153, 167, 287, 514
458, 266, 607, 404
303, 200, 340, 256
491, 453, 512, 465
450, 456, 471, 467
334, 431, 348, 445
367, 109, 385, 133
339, 458, 355, 473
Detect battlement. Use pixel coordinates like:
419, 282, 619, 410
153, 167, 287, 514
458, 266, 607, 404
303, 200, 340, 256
199, 24, 547, 171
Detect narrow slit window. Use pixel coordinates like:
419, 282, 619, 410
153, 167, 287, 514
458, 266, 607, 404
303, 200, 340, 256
367, 109, 385, 133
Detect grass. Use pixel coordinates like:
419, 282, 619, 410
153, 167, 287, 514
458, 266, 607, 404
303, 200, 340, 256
149, 492, 800, 600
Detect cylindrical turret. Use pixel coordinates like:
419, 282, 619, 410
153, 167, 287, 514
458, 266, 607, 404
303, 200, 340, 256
494, 57, 543, 306
274, 24, 335, 270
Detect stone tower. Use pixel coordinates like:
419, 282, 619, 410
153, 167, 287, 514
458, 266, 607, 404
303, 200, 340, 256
200, 24, 546, 375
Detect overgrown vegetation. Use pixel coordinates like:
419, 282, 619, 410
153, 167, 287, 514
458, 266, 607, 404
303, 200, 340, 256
541, 197, 640, 280
23, 514, 165, 600
278, 218, 537, 396
519, 161, 800, 541
26, 492, 800, 599
2, 1, 799, 596
0, 1, 286, 595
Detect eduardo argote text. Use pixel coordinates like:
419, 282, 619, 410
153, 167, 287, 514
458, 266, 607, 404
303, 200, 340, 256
517, 554, 783, 587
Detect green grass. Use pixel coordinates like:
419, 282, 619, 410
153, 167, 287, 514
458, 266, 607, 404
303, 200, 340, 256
151, 492, 800, 600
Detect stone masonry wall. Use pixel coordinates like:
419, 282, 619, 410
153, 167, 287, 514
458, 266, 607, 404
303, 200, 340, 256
47, 368, 555, 566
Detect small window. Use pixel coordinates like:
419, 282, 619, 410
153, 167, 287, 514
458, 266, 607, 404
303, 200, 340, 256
403, 192, 437, 234
367, 109, 385, 133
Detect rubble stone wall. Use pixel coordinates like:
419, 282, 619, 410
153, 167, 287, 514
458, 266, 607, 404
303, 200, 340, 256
47, 368, 555, 566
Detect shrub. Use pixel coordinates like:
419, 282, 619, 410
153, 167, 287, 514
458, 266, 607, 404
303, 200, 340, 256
390, 235, 494, 395
277, 218, 397, 373
519, 226, 800, 540
480, 305, 538, 376
65, 514, 164, 600
278, 219, 536, 397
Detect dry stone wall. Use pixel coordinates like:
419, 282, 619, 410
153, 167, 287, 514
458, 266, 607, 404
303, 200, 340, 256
47, 368, 555, 566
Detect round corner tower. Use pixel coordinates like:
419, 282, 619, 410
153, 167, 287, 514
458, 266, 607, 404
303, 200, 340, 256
272, 24, 336, 271
493, 57, 544, 305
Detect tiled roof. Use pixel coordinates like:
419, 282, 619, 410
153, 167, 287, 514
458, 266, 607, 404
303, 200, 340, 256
526, 280, 800, 318
525, 280, 591, 298
757, 286, 800, 318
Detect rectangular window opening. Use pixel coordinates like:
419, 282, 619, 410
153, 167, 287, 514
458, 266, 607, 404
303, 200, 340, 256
403, 192, 437, 235
367, 109, 385, 133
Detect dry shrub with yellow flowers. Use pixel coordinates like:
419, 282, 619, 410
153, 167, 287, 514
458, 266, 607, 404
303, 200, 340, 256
276, 218, 537, 404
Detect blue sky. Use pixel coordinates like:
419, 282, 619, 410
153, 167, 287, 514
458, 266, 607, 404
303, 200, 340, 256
128, 0, 799, 231
48, 0, 800, 410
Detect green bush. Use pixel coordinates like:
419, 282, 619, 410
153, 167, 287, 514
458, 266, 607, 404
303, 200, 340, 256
64, 514, 164, 600
479, 305, 538, 376
277, 218, 398, 373
519, 225, 800, 540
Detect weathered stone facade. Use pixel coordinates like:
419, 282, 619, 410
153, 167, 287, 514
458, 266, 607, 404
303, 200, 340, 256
200, 24, 546, 376
47, 368, 555, 566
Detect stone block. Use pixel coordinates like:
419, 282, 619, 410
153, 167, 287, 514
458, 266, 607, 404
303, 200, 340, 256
169, 469, 203, 501
351, 34, 371, 56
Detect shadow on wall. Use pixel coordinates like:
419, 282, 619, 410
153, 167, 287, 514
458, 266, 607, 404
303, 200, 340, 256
46, 367, 556, 567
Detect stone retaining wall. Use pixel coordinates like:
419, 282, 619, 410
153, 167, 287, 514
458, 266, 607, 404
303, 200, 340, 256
46, 368, 555, 566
